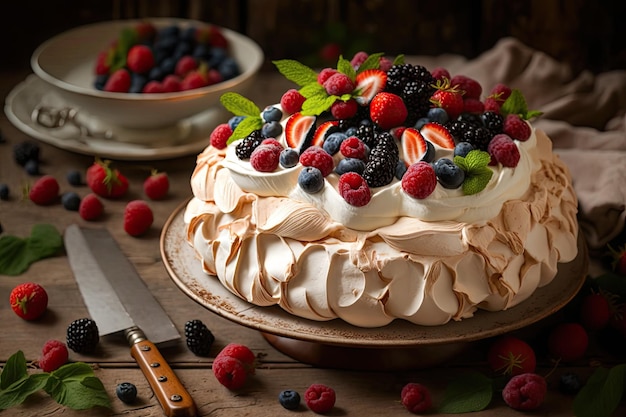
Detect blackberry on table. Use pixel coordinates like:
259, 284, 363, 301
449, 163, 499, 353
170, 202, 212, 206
13, 141, 40, 166
66, 318, 100, 353
184, 319, 215, 356
235, 129, 264, 159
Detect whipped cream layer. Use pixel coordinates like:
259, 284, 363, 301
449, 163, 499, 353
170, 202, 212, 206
184, 127, 579, 327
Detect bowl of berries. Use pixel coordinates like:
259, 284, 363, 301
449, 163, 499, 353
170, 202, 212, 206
30, 18, 264, 130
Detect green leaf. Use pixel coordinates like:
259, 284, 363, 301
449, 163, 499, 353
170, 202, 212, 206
455, 150, 494, 195
573, 365, 625, 417
108, 27, 138, 72
438, 372, 493, 413
299, 82, 327, 99
337, 56, 356, 81
356, 52, 384, 73
301, 94, 337, 116
227, 116, 264, 145
500, 89, 543, 120
392, 54, 405, 66
0, 374, 49, 410
0, 224, 63, 276
593, 272, 626, 298
45, 363, 111, 410
220, 92, 261, 117
273, 59, 319, 87
0, 351, 28, 390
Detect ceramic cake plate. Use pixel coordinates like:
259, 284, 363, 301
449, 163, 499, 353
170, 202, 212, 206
4, 75, 228, 161
161, 201, 588, 370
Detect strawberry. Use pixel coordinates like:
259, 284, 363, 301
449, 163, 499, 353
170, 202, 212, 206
354, 69, 387, 105
124, 200, 154, 237
580, 292, 612, 331
29, 175, 60, 205
103, 68, 131, 93
547, 323, 589, 362
79, 193, 104, 221
142, 80, 164, 94
401, 128, 429, 165
312, 120, 340, 148
143, 170, 169, 200
126, 45, 155, 74
369, 92, 407, 130
86, 158, 129, 199
10, 282, 48, 320
175, 55, 198, 78
162, 74, 182, 93
181, 70, 208, 90
420, 123, 456, 149
487, 335, 536, 376
284, 112, 316, 152
430, 79, 464, 119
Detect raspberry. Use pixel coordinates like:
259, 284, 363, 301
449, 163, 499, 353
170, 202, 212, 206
39, 340, 69, 372
338, 172, 371, 207
29, 175, 59, 205
123, 200, 154, 236
323, 73, 355, 96
162, 74, 182, 92
143, 170, 169, 200
304, 384, 335, 414
330, 98, 358, 120
126, 45, 155, 74
217, 343, 256, 371
350, 51, 369, 69
213, 355, 248, 390
339, 136, 367, 160
401, 161, 437, 199
143, 80, 164, 93
210, 123, 233, 149
463, 98, 485, 114
66, 318, 99, 353
184, 319, 215, 356
116, 382, 138, 404
489, 83, 512, 102
317, 68, 338, 85
299, 146, 334, 177
175, 55, 198, 77
280, 89, 306, 115
502, 114, 531, 141
79, 193, 104, 221
502, 373, 547, 411
250, 144, 281, 172
483, 97, 501, 113
430, 67, 450, 81
580, 293, 612, 330
547, 322, 589, 362
278, 389, 301, 410
488, 134, 520, 167
450, 74, 482, 100
400, 382, 433, 414
370, 92, 408, 130
260, 138, 283, 152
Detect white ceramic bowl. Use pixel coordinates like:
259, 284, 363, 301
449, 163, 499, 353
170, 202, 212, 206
31, 18, 264, 129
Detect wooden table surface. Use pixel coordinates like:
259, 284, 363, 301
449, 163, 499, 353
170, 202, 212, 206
1, 68, 624, 417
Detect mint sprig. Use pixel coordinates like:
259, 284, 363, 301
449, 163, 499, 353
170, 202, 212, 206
454, 150, 494, 195
573, 364, 625, 417
220, 92, 264, 144
0, 351, 110, 410
272, 59, 319, 87
0, 224, 63, 276
500, 89, 543, 120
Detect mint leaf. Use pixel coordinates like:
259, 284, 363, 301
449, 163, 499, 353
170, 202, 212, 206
45, 363, 111, 410
392, 54, 405, 66
455, 150, 494, 195
301, 94, 337, 116
337, 56, 356, 81
500, 89, 543, 120
220, 92, 261, 117
356, 52, 384, 73
0, 374, 49, 410
0, 351, 28, 390
273, 59, 319, 87
227, 115, 264, 144
438, 372, 493, 413
299, 82, 327, 99
573, 365, 625, 417
0, 224, 63, 276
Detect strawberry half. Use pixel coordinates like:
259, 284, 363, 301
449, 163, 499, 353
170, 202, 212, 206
312, 120, 340, 148
401, 128, 429, 165
420, 123, 455, 149
354, 69, 387, 105
285, 113, 317, 153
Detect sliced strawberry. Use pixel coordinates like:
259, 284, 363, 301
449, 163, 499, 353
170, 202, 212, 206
354, 69, 387, 105
401, 128, 428, 165
285, 112, 317, 152
390, 126, 407, 141
312, 120, 340, 148
420, 123, 455, 149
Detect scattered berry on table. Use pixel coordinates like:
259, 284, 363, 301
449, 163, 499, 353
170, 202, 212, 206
580, 292, 612, 331
487, 335, 536, 376
338, 172, 371, 207
401, 382, 432, 414
143, 170, 170, 200
559, 372, 582, 395
39, 340, 69, 372
213, 354, 249, 390
24, 159, 40, 175
279, 148, 299, 168
13, 140, 40, 166
66, 169, 83, 186
209, 123, 233, 149
298, 166, 325, 194
66, 317, 100, 353
116, 382, 138, 404
488, 134, 520, 167
123, 200, 154, 237
502, 373, 547, 411
29, 175, 59, 205
184, 319, 215, 356
61, 192, 81, 211
278, 389, 301, 410
304, 383, 336, 414
0, 183, 9, 200
216, 343, 256, 371
547, 322, 589, 362
10, 282, 48, 321
79, 193, 104, 221
86, 158, 129, 199
401, 161, 437, 199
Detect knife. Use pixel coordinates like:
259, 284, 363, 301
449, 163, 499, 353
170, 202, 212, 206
64, 224, 197, 417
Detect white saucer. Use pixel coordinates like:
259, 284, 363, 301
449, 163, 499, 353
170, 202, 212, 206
4, 75, 228, 160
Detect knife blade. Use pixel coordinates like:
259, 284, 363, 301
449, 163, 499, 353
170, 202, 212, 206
64, 224, 197, 417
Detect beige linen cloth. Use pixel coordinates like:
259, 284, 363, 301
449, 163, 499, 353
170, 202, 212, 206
409, 37, 626, 249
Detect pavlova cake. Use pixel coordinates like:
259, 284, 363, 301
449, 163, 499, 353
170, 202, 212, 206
183, 52, 579, 327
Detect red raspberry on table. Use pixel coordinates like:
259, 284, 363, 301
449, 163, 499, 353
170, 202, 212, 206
401, 161, 437, 199
126, 45, 155, 74
299, 146, 334, 177
250, 144, 281, 172
104, 68, 131, 93
86, 158, 129, 199
216, 343, 256, 371
338, 172, 371, 207
430, 66, 450, 81
450, 74, 482, 100
162, 74, 182, 93
143, 170, 169, 200
580, 292, 612, 331
401, 382, 433, 414
323, 73, 355, 96
280, 89, 306, 115
370, 92, 408, 130
502, 373, 547, 411
10, 282, 48, 321
213, 355, 248, 390
39, 340, 69, 372
29, 175, 59, 205
304, 384, 336, 414
123, 200, 154, 237
488, 134, 520, 168
210, 123, 233, 149
339, 136, 367, 160
503, 114, 531, 141
547, 322, 589, 362
487, 335, 536, 376
175, 55, 198, 78
330, 98, 358, 120
79, 193, 104, 221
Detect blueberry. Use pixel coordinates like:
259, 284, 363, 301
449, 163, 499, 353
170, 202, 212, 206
559, 373, 582, 395
160, 57, 177, 76
279, 148, 299, 168
414, 117, 430, 130
395, 160, 408, 180
0, 183, 9, 200
427, 107, 449, 124
261, 121, 283, 138
66, 169, 83, 186
158, 25, 180, 40
207, 47, 227, 67
228, 115, 245, 131
218, 57, 240, 80
454, 141, 475, 158
344, 126, 358, 137
173, 42, 192, 61
422, 141, 436, 163
180, 26, 197, 42
24, 159, 40, 176
61, 192, 81, 211
322, 132, 347, 155
262, 106, 283, 123
434, 158, 465, 189
129, 73, 147, 94
192, 44, 211, 61
336, 158, 365, 175
278, 389, 301, 410
13, 141, 40, 166
116, 382, 138, 404
298, 167, 324, 194
94, 74, 108, 90
148, 66, 164, 82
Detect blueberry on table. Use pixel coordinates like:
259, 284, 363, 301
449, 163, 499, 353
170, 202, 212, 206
116, 382, 138, 404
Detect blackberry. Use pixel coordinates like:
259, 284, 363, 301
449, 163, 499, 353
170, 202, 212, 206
456, 112, 483, 126
446, 120, 493, 151
355, 123, 378, 149
386, 64, 432, 94
386, 64, 435, 126
184, 319, 215, 356
481, 111, 504, 135
362, 132, 398, 188
13, 141, 40, 166
66, 318, 99, 353
235, 130, 264, 159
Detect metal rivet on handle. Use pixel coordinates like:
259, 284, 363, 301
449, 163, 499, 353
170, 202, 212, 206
158, 376, 168, 382
150, 362, 160, 368
140, 345, 151, 351
170, 394, 182, 402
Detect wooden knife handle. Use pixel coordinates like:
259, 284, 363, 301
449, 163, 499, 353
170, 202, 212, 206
127, 329, 197, 417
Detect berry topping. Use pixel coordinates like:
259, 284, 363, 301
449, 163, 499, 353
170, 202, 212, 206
338, 172, 371, 207
262, 105, 283, 123
489, 82, 512, 103
434, 158, 465, 189
454, 141, 475, 158
299, 146, 334, 177
116, 382, 138, 404
462, 98, 485, 114
79, 193, 104, 221
401, 161, 437, 199
401, 382, 433, 414
124, 200, 154, 236
502, 114, 531, 141
339, 136, 367, 160
312, 120, 340, 148
487, 335, 536, 376
419, 122, 456, 149
29, 175, 60, 205
330, 98, 358, 120
350, 51, 369, 69
547, 322, 589, 362
430, 66, 450, 81
298, 166, 325, 194
488, 134, 520, 167
401, 127, 429, 165
317, 68, 338, 85
323, 72, 355, 96
502, 373, 547, 411
450, 74, 482, 100
280, 89, 306, 115
184, 319, 215, 356
143, 170, 170, 200
66, 318, 100, 353
304, 384, 336, 414
10, 282, 48, 321
278, 389, 301, 410
285, 113, 317, 152
261, 121, 283, 138
369, 92, 408, 130
426, 107, 449, 125
354, 69, 387, 105
336, 158, 366, 175
362, 132, 398, 187
322, 131, 347, 155
39, 340, 69, 372
235, 130, 264, 160
430, 79, 464, 119
210, 123, 233, 149
279, 148, 300, 168
250, 144, 281, 172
